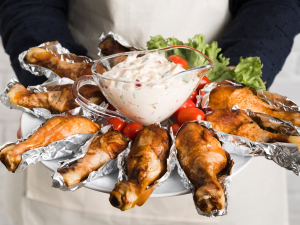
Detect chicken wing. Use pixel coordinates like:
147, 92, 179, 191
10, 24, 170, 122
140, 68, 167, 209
58, 131, 128, 187
208, 84, 300, 127
109, 124, 170, 211
25, 47, 93, 80
7, 83, 105, 113
175, 123, 232, 213
205, 108, 300, 149
0, 116, 99, 172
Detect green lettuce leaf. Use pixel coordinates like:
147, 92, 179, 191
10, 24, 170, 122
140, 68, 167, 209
166, 37, 185, 58
185, 34, 209, 67
234, 57, 266, 90
146, 35, 266, 90
147, 35, 168, 50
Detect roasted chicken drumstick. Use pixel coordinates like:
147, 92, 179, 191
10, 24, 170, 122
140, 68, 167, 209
175, 123, 232, 213
208, 84, 300, 127
110, 124, 170, 211
205, 108, 300, 149
8, 83, 105, 113
0, 116, 99, 172
58, 131, 128, 187
25, 47, 93, 81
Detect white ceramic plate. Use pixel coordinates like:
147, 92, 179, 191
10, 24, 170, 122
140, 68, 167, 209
21, 112, 253, 197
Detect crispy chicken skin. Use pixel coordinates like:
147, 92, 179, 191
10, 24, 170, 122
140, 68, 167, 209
175, 123, 228, 213
25, 47, 93, 80
109, 124, 170, 211
0, 116, 99, 172
205, 109, 300, 149
7, 83, 105, 113
58, 131, 128, 187
208, 85, 300, 127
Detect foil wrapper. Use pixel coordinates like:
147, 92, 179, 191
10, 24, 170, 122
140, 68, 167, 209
241, 107, 300, 135
201, 79, 300, 115
0, 122, 94, 172
173, 121, 233, 217
52, 125, 130, 191
117, 123, 176, 194
98, 31, 142, 57
212, 107, 300, 175
19, 41, 92, 81
0, 77, 79, 119
200, 79, 300, 175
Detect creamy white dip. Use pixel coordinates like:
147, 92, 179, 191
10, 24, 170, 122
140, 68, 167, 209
100, 52, 200, 125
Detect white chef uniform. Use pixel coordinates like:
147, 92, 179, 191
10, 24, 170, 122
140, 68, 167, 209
2, 1, 289, 225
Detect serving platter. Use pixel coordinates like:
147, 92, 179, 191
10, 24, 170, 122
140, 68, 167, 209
21, 112, 253, 197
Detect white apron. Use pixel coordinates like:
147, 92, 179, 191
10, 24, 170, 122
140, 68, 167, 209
2, 1, 289, 224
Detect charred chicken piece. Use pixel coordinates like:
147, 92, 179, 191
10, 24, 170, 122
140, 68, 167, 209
7, 83, 106, 113
205, 108, 300, 149
208, 85, 300, 127
24, 47, 93, 80
0, 116, 99, 172
58, 131, 128, 187
99, 37, 132, 56
175, 123, 232, 213
99, 36, 140, 56
109, 124, 170, 211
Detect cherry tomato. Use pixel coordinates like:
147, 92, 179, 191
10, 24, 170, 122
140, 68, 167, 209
167, 55, 190, 69
177, 108, 205, 125
106, 117, 127, 132
196, 76, 211, 91
200, 90, 205, 96
168, 124, 181, 136
122, 122, 144, 140
172, 99, 196, 122
189, 90, 198, 103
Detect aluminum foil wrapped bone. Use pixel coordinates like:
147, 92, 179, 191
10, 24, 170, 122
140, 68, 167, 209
0, 77, 81, 119
210, 107, 300, 175
173, 121, 233, 217
117, 123, 176, 193
201, 79, 300, 114
52, 125, 130, 191
0, 122, 94, 173
18, 41, 93, 82
98, 31, 142, 57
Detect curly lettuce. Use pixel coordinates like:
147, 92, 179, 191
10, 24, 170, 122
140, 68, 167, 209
234, 57, 266, 90
146, 35, 266, 90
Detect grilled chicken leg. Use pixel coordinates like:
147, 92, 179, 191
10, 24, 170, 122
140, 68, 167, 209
0, 116, 99, 172
109, 124, 170, 211
25, 47, 93, 80
175, 123, 231, 213
8, 83, 105, 113
205, 109, 300, 150
208, 84, 300, 127
58, 131, 128, 187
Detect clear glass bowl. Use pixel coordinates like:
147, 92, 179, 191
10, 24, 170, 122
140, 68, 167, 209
72, 46, 213, 125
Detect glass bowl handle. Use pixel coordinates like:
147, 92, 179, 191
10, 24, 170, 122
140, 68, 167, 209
72, 75, 126, 119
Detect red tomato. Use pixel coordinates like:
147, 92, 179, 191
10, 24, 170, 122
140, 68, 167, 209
168, 124, 181, 136
167, 55, 190, 69
200, 90, 205, 96
177, 108, 205, 125
189, 90, 198, 103
122, 122, 144, 140
196, 76, 211, 91
106, 117, 127, 132
172, 99, 196, 122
